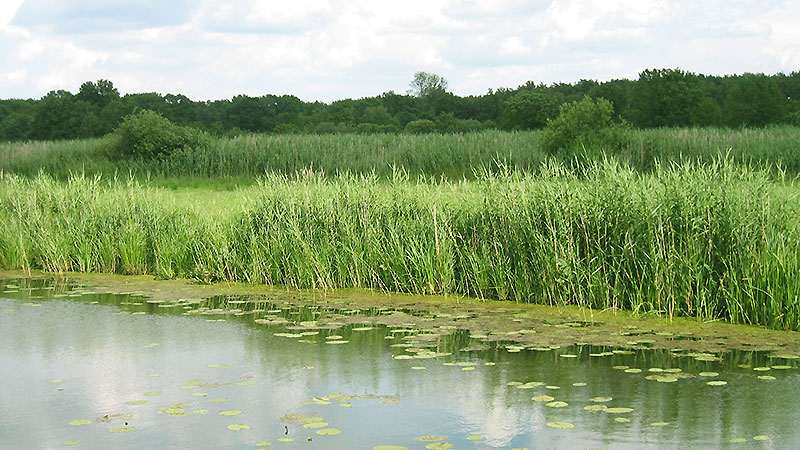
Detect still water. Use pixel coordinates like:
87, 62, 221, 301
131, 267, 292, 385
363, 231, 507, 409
0, 279, 797, 449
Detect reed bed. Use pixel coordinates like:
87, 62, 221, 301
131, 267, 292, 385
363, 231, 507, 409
1, 160, 798, 330
2, 126, 799, 178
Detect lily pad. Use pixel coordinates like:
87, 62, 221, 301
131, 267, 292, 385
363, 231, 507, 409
416, 436, 447, 442
316, 428, 341, 436
210, 398, 229, 403
545, 401, 568, 408
624, 368, 642, 374
572, 382, 587, 387
68, 419, 92, 426
466, 435, 483, 440
423, 443, 452, 450
650, 422, 670, 426
227, 424, 250, 431
159, 408, 189, 416
707, 381, 728, 386
277, 438, 293, 442
615, 417, 631, 423
143, 391, 162, 396
605, 407, 634, 414
546, 422, 574, 429
303, 422, 328, 429
752, 435, 770, 441
48, 379, 64, 383
516, 382, 544, 389
532, 395, 555, 402
219, 410, 242, 416
698, 372, 719, 377
108, 427, 135, 433
590, 397, 612, 403
62, 440, 78, 446
584, 405, 607, 412
255, 442, 272, 447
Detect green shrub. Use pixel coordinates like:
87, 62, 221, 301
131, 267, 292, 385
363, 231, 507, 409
540, 96, 631, 156
404, 119, 437, 134
112, 110, 210, 158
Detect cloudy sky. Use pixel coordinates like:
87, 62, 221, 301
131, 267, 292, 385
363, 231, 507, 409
0, 0, 798, 102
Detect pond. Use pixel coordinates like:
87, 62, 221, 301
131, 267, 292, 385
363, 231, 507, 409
0, 278, 797, 449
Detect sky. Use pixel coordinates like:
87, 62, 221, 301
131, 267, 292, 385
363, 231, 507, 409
0, 0, 798, 102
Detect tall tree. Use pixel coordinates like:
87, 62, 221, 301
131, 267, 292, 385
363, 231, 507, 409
632, 68, 713, 127
725, 73, 787, 127
31, 90, 78, 140
501, 89, 559, 129
408, 72, 448, 97
77, 79, 119, 108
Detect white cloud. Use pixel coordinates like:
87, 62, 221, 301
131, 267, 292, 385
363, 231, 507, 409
763, 4, 800, 68
499, 37, 532, 56
0, 0, 23, 26
0, 0, 798, 101
539, 0, 668, 44
0, 68, 26, 84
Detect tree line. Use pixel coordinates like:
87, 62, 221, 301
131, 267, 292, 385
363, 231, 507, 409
1, 68, 799, 141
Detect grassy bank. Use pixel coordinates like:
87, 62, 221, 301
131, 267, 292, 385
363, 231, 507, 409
2, 126, 800, 179
1, 160, 798, 330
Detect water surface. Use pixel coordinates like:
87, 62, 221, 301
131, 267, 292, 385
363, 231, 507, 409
0, 279, 796, 449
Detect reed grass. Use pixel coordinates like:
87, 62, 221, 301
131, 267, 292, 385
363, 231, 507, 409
1, 160, 798, 330
2, 126, 799, 179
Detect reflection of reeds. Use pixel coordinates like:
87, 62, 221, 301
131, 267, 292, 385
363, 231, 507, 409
1, 159, 797, 330
2, 126, 799, 178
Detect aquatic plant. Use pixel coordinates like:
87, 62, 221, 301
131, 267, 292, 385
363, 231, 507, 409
0, 158, 798, 330
2, 126, 800, 179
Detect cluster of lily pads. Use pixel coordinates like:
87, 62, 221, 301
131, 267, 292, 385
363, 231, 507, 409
12, 280, 797, 449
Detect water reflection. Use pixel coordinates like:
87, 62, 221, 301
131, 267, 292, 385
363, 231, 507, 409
0, 278, 797, 449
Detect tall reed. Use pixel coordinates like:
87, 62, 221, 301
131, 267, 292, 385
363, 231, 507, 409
1, 160, 798, 329
3, 126, 799, 178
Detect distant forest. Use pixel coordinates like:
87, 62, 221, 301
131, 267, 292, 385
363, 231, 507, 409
1, 68, 799, 141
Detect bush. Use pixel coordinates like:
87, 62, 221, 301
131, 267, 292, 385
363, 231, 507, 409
112, 110, 210, 158
540, 96, 631, 156
404, 119, 437, 134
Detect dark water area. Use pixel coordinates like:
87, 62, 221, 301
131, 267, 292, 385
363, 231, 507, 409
0, 278, 796, 449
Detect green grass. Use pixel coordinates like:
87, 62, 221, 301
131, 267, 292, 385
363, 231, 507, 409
3, 126, 800, 179
1, 159, 798, 330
